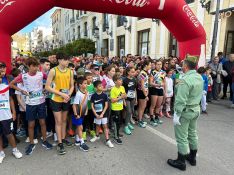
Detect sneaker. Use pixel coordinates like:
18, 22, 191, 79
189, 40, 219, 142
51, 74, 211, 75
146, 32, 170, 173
144, 114, 150, 119
119, 133, 124, 138
12, 149, 23, 159
155, 118, 163, 124
62, 139, 73, 147
54, 133, 58, 142
150, 119, 158, 127
0, 153, 5, 164
25, 137, 30, 143
57, 143, 66, 155
46, 132, 53, 138
106, 140, 114, 148
113, 138, 123, 145
80, 143, 89, 152
90, 136, 100, 143
143, 121, 147, 125
138, 121, 146, 128
124, 126, 131, 135
25, 144, 36, 155
82, 132, 87, 142
75, 140, 81, 146
90, 130, 96, 138
128, 123, 134, 130
34, 139, 38, 144
42, 140, 53, 150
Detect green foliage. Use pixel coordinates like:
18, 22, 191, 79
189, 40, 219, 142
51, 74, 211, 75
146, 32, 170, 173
35, 38, 95, 57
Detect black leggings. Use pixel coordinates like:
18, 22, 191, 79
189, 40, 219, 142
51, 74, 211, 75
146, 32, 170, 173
111, 110, 122, 139
83, 110, 94, 132
46, 98, 55, 133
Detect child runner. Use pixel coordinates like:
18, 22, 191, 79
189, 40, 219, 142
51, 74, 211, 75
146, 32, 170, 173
90, 80, 114, 148
137, 60, 151, 128
122, 67, 136, 135
164, 69, 174, 118
45, 53, 74, 155
72, 76, 90, 152
110, 74, 127, 144
0, 72, 22, 163
198, 67, 208, 114
149, 60, 165, 126
10, 58, 53, 155
84, 72, 96, 141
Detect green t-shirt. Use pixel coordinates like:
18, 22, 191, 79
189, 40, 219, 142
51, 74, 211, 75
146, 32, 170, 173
110, 86, 126, 111
87, 83, 95, 109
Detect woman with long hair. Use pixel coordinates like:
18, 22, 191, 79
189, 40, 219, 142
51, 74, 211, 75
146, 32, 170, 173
137, 60, 151, 128
149, 60, 165, 126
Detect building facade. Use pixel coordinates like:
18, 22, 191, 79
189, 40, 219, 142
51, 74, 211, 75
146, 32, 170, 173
50, 0, 234, 59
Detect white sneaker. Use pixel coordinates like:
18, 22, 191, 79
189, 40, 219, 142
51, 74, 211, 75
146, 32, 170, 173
12, 149, 23, 159
54, 133, 58, 142
34, 139, 38, 144
46, 132, 53, 138
130, 117, 136, 125
144, 114, 150, 119
0, 153, 5, 164
25, 137, 30, 143
90, 136, 100, 143
106, 140, 114, 148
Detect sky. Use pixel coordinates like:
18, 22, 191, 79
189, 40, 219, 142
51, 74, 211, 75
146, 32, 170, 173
20, 8, 57, 34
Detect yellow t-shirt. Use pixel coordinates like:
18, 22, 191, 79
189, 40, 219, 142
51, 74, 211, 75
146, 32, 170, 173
51, 67, 71, 103
110, 86, 126, 111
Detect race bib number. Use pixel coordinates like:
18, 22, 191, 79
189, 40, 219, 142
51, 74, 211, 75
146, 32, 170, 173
127, 90, 136, 98
29, 90, 43, 100
60, 89, 69, 94
0, 100, 10, 110
94, 103, 103, 113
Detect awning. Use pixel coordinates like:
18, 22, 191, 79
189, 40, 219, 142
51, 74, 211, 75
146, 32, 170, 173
210, 7, 234, 15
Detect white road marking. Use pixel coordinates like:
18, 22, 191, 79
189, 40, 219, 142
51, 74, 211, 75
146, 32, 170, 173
146, 125, 177, 145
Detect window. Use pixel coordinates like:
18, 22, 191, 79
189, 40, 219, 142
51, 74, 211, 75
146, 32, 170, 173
138, 30, 150, 56
117, 16, 125, 27
118, 35, 125, 57
185, 0, 195, 4
92, 17, 96, 35
224, 31, 234, 56
103, 14, 109, 32
84, 22, 88, 37
77, 26, 81, 39
168, 33, 178, 57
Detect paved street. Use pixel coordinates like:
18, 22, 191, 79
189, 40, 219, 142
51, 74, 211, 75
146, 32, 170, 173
0, 99, 234, 175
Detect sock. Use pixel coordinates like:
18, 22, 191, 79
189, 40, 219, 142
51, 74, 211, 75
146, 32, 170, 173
12, 147, 17, 152
80, 138, 84, 144
75, 135, 79, 142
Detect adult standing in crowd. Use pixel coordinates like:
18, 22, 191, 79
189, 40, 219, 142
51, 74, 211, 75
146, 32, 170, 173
167, 56, 203, 171
222, 54, 234, 100
209, 56, 225, 100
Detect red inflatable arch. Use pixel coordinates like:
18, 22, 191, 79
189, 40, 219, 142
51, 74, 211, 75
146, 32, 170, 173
0, 0, 206, 72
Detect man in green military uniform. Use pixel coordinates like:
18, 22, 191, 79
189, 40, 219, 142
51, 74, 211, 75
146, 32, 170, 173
167, 55, 203, 171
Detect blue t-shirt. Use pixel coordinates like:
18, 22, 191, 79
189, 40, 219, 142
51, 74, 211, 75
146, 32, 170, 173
90, 92, 108, 117
202, 74, 208, 92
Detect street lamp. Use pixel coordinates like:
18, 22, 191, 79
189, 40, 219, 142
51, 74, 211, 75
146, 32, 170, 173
105, 25, 113, 37
123, 17, 131, 32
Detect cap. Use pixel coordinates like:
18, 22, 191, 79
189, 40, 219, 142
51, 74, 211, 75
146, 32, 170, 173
185, 54, 199, 64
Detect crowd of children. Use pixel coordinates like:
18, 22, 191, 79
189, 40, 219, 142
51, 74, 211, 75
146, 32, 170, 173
0, 52, 233, 164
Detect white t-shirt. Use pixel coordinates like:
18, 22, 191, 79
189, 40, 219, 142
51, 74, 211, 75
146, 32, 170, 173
73, 90, 89, 116
15, 83, 26, 112
165, 77, 173, 97
0, 84, 12, 121
14, 72, 46, 106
